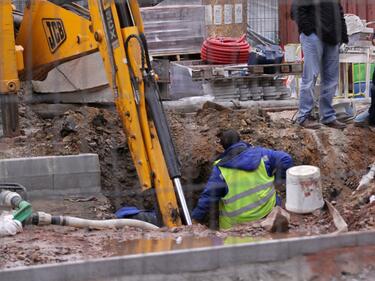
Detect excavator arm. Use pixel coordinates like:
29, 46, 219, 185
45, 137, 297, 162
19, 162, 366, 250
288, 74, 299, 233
0, 0, 191, 227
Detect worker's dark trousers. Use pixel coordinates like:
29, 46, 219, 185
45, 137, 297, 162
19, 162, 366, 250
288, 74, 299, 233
370, 70, 375, 125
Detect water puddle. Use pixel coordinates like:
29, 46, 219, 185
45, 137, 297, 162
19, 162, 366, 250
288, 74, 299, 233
103, 232, 308, 257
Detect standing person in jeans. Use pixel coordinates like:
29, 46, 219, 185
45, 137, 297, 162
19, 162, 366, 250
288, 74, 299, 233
291, 0, 348, 129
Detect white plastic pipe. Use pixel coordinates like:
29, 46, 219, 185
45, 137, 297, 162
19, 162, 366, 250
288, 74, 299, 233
63, 216, 159, 230
0, 213, 23, 237
355, 162, 375, 193
36, 212, 159, 231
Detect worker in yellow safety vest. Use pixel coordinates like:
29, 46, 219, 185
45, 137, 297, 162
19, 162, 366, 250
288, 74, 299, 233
192, 129, 293, 229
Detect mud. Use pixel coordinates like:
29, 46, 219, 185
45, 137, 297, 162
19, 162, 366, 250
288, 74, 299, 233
0, 101, 375, 269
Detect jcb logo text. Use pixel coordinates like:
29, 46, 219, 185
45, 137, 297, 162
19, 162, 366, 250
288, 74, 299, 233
42, 19, 67, 53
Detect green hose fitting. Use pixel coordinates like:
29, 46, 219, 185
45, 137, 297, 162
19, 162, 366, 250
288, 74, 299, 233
13, 200, 32, 222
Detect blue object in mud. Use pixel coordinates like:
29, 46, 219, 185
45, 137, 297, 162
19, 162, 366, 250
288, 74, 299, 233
115, 206, 142, 218
115, 206, 159, 226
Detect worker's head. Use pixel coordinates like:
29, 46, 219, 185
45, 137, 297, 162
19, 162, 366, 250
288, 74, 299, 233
217, 129, 240, 150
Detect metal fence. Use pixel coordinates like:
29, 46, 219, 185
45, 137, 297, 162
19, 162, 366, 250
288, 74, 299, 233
13, 0, 26, 11
248, 0, 279, 43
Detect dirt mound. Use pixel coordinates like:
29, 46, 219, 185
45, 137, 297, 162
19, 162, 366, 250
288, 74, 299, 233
2, 102, 375, 232
1, 102, 375, 269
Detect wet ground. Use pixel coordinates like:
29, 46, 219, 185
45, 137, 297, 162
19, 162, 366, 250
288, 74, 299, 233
0, 101, 375, 269
0, 220, 372, 271
2, 223, 375, 281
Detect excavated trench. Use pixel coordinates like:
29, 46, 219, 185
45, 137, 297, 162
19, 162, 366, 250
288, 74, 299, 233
0, 102, 375, 269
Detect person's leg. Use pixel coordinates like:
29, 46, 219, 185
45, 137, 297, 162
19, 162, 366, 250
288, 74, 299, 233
275, 193, 282, 207
319, 43, 339, 124
297, 33, 323, 124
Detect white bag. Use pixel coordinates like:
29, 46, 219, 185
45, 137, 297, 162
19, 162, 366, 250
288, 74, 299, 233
0, 212, 23, 237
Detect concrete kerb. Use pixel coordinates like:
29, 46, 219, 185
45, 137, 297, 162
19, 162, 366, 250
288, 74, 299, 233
162, 98, 371, 113
1, 230, 375, 281
0, 154, 101, 198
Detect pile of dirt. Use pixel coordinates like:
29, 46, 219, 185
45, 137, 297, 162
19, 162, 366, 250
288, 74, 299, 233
1, 101, 375, 268
170, 105, 375, 229
3, 102, 375, 229
1, 105, 143, 210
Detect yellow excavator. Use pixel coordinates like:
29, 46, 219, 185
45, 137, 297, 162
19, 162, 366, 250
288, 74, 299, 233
0, 0, 191, 227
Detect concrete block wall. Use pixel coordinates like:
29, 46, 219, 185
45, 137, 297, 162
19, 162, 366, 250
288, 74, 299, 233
0, 154, 101, 198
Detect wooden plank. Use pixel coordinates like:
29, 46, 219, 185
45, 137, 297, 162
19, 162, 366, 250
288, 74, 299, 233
325, 200, 348, 234
252, 65, 265, 74
190, 62, 302, 71
190, 71, 303, 81
291, 63, 303, 73
191, 68, 302, 81
280, 64, 291, 73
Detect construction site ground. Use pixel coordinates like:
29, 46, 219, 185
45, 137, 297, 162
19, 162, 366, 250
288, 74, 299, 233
1, 100, 375, 272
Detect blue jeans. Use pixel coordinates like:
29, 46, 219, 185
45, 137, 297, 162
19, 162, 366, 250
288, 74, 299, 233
297, 33, 339, 124
276, 193, 282, 207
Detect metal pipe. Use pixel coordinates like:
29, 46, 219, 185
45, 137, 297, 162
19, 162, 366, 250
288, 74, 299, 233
0, 190, 22, 208
173, 178, 192, 225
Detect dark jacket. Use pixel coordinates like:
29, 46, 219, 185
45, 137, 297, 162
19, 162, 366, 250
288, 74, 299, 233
370, 68, 375, 125
191, 142, 293, 221
291, 0, 348, 45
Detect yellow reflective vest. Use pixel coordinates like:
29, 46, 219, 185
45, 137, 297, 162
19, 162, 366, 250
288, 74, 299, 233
216, 159, 276, 229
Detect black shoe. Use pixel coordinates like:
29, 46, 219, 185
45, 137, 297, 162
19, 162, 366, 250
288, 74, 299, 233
298, 118, 321, 129
323, 120, 346, 129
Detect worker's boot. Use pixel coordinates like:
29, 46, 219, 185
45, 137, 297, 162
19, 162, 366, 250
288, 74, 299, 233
323, 120, 346, 130
298, 118, 321, 129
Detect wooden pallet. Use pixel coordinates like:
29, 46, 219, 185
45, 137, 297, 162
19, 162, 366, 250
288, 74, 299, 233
249, 63, 303, 74
151, 52, 201, 62
189, 62, 303, 80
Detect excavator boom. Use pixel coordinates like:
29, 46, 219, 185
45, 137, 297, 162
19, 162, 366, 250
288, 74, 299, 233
0, 0, 191, 227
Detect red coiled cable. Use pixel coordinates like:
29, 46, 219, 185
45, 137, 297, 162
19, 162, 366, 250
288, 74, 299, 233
201, 35, 250, 64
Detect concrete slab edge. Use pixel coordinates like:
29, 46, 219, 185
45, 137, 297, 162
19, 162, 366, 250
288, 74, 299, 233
163, 98, 371, 113
0, 154, 101, 198
1, 230, 375, 281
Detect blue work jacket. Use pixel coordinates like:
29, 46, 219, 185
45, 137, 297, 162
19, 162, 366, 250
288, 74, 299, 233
191, 142, 293, 221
